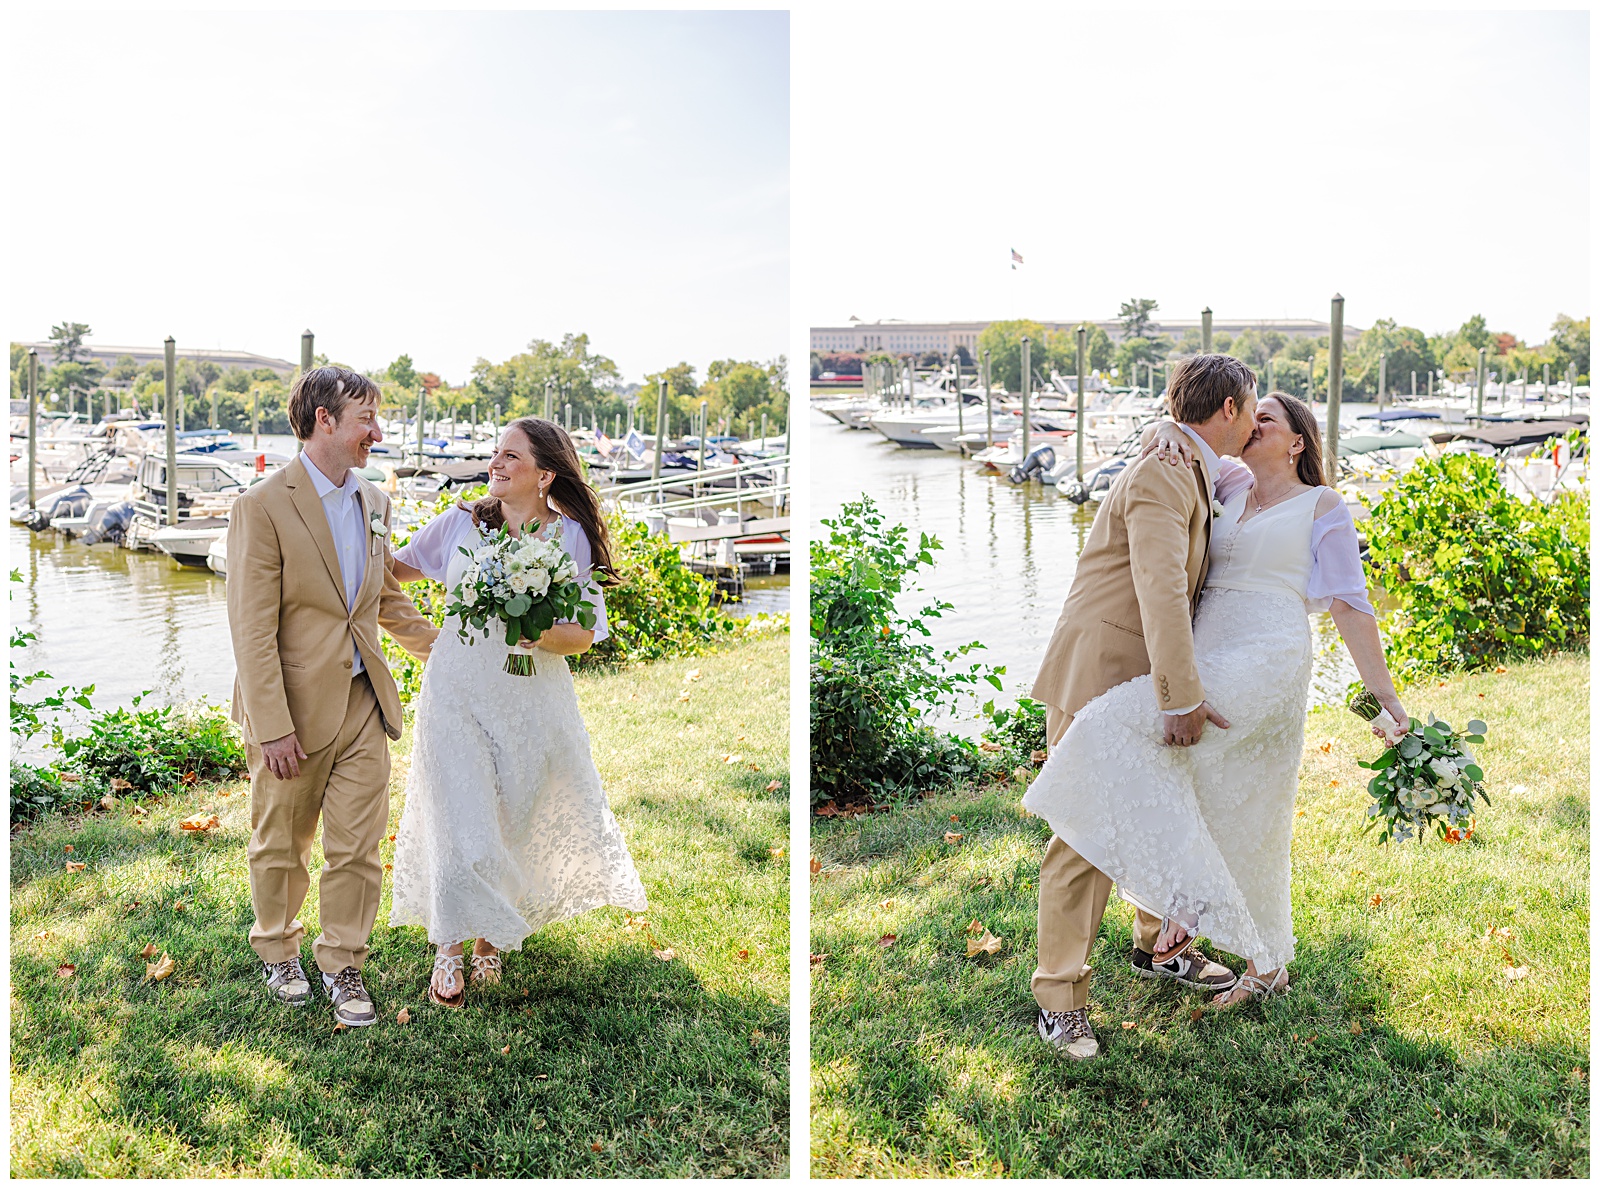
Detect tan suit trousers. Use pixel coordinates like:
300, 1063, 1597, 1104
246, 673, 391, 974
1032, 702, 1162, 1011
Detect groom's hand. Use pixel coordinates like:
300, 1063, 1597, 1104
1164, 702, 1230, 747
261, 732, 309, 780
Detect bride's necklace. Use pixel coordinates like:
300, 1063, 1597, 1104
1250, 481, 1305, 515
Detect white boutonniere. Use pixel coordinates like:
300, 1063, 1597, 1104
369, 514, 390, 538
1211, 498, 1225, 517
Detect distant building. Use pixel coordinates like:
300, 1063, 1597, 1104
17, 342, 298, 387
811, 316, 1361, 356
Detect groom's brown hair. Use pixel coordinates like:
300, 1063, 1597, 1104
1167, 354, 1257, 425
288, 366, 382, 441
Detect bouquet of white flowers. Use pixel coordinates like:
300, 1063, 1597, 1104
444, 520, 596, 676
1350, 688, 1489, 844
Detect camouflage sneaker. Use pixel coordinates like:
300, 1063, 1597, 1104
1037, 1007, 1099, 1060
263, 958, 312, 1006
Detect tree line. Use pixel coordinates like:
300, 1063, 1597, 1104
9, 323, 789, 442
811, 300, 1590, 401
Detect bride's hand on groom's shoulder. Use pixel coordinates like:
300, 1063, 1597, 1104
1139, 420, 1193, 469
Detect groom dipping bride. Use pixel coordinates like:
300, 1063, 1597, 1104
1023, 354, 1408, 1060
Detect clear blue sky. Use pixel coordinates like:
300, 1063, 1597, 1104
9, 10, 789, 385
803, 8, 1589, 344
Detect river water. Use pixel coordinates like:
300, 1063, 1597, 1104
9, 436, 788, 754
808, 406, 1359, 733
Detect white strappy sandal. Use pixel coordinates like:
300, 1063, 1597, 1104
429, 950, 466, 1008
1217, 967, 1289, 1009
469, 949, 503, 986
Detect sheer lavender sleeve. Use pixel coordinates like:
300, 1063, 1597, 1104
393, 506, 473, 584
559, 520, 610, 645
1213, 457, 1254, 505
1307, 496, 1376, 616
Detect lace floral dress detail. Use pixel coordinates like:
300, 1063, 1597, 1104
388, 508, 647, 950
1021, 487, 1335, 972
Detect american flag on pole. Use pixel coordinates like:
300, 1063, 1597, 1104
1011, 248, 1024, 269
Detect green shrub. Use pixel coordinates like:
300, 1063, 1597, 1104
8, 762, 92, 825
1362, 452, 1589, 683
981, 696, 1047, 762
57, 695, 246, 795
810, 496, 1002, 806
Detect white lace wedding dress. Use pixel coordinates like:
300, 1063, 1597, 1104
387, 507, 647, 950
1022, 483, 1370, 972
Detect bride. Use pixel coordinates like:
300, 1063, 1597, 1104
387, 417, 647, 1007
1022, 392, 1407, 1007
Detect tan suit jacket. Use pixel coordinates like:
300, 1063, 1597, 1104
1031, 451, 1215, 724
227, 455, 439, 753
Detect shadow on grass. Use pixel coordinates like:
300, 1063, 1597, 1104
812, 913, 1587, 1177
13, 794, 787, 1177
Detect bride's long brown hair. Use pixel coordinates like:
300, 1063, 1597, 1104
460, 417, 620, 586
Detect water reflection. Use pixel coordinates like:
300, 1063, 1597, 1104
810, 409, 1358, 732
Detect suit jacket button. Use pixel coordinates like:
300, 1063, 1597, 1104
343, 660, 353, 669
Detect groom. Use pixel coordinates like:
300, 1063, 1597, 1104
227, 366, 438, 1027
1028, 353, 1258, 1059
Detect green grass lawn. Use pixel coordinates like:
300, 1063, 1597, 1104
810, 652, 1589, 1178
11, 632, 791, 1178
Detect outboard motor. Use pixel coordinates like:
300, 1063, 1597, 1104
1008, 444, 1056, 485
1089, 458, 1128, 496
80, 499, 135, 546
25, 485, 91, 531
1059, 479, 1090, 504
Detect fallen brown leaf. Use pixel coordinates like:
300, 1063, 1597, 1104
809, 858, 821, 876
765, 779, 781, 792
684, 668, 701, 682
179, 813, 220, 832
1401, 1155, 1414, 1172
139, 942, 158, 960
1504, 965, 1529, 981
333, 1021, 349, 1033
1369, 894, 1383, 908
501, 1044, 510, 1055
950, 815, 960, 823
145, 953, 176, 982
1319, 740, 1333, 753
397, 1007, 411, 1024
33, 930, 51, 940
676, 691, 690, 703
737, 948, 749, 960
966, 929, 1003, 957
966, 919, 984, 935
943, 831, 964, 845
810, 953, 826, 968
99, 794, 116, 810
1495, 665, 1507, 673
877, 933, 897, 948
65, 861, 86, 873
879, 899, 895, 910
56, 963, 76, 978
653, 947, 675, 962
1122, 1021, 1136, 1031
110, 777, 133, 791
769, 846, 784, 859
591, 1141, 603, 1153
979, 740, 1002, 753
722, 753, 742, 764
181, 771, 199, 786
748, 763, 760, 771
64, 844, 74, 853
1030, 749, 1049, 764
1190, 1007, 1205, 1022
388, 833, 397, 842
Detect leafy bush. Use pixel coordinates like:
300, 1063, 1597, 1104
8, 762, 94, 825
1362, 452, 1589, 682
382, 487, 772, 700
981, 696, 1047, 763
810, 496, 1003, 806
57, 695, 246, 795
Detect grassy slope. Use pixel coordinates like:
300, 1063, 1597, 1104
810, 653, 1589, 1178
11, 632, 790, 1178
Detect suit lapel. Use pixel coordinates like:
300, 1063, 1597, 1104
286, 456, 349, 606
1192, 455, 1214, 614
352, 483, 383, 615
